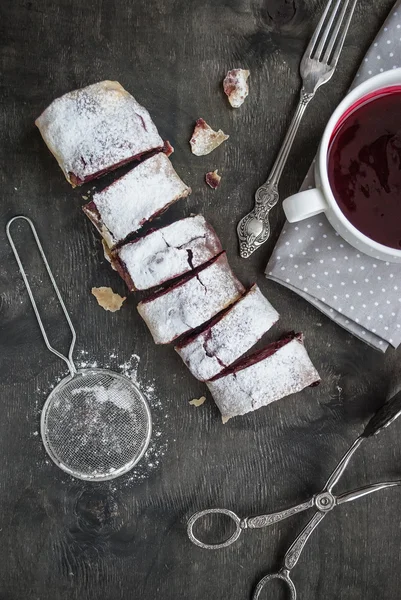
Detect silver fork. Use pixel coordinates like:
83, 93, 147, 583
237, 0, 358, 259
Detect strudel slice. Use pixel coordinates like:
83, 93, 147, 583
112, 215, 222, 290
137, 253, 244, 344
83, 153, 191, 248
175, 284, 279, 381
36, 81, 164, 186
206, 333, 320, 421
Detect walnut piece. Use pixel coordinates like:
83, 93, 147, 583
189, 396, 206, 407
223, 69, 250, 108
91, 287, 126, 312
205, 169, 221, 189
190, 119, 229, 156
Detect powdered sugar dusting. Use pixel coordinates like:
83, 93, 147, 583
176, 284, 279, 381
137, 253, 245, 344
206, 337, 320, 421
91, 153, 191, 245
35, 80, 163, 185
117, 215, 222, 290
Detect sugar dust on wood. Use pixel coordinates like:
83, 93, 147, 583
33, 352, 168, 485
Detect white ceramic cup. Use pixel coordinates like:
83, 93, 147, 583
282, 68, 401, 263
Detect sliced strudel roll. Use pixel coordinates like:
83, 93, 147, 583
36, 81, 164, 186
83, 153, 191, 248
206, 333, 320, 421
112, 215, 222, 291
175, 284, 279, 381
137, 252, 244, 344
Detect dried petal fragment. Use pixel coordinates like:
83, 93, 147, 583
190, 119, 229, 156
205, 169, 221, 189
91, 286, 126, 312
189, 396, 206, 407
223, 69, 250, 108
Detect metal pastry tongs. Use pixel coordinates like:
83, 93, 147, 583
187, 390, 401, 599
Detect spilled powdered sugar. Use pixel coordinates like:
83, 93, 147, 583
34, 351, 168, 485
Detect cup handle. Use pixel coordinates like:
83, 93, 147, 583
283, 188, 328, 223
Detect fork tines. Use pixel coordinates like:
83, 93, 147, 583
307, 0, 358, 66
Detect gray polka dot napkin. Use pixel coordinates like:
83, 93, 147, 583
266, 1, 401, 352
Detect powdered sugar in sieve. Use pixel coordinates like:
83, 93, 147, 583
7, 216, 152, 482
41, 369, 151, 481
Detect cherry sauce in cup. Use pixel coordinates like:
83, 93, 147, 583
328, 86, 401, 250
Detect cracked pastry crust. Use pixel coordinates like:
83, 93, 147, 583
175, 284, 279, 381
206, 333, 320, 421
83, 153, 191, 248
35, 80, 164, 186
111, 215, 222, 291
137, 252, 245, 344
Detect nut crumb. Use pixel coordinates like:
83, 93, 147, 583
221, 415, 230, 424
190, 118, 229, 156
205, 169, 221, 189
91, 287, 126, 312
189, 396, 206, 407
82, 195, 88, 200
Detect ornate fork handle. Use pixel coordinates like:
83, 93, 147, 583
237, 89, 314, 259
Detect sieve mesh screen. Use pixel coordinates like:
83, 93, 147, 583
41, 369, 152, 481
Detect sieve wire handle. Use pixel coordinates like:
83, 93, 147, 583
6, 216, 77, 376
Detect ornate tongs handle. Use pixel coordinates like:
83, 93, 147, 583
237, 90, 313, 258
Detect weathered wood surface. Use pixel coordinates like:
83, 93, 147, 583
0, 0, 400, 599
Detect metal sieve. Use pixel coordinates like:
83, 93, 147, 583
7, 216, 152, 482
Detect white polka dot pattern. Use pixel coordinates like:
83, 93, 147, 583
266, 3, 401, 352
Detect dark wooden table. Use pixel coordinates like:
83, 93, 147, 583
1, 1, 400, 598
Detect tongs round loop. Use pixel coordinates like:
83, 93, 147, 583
187, 508, 242, 550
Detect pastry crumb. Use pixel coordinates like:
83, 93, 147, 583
101, 240, 117, 270
189, 396, 206, 407
221, 415, 230, 424
91, 286, 126, 312
190, 119, 229, 156
164, 140, 174, 156
205, 169, 221, 189
223, 69, 250, 108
